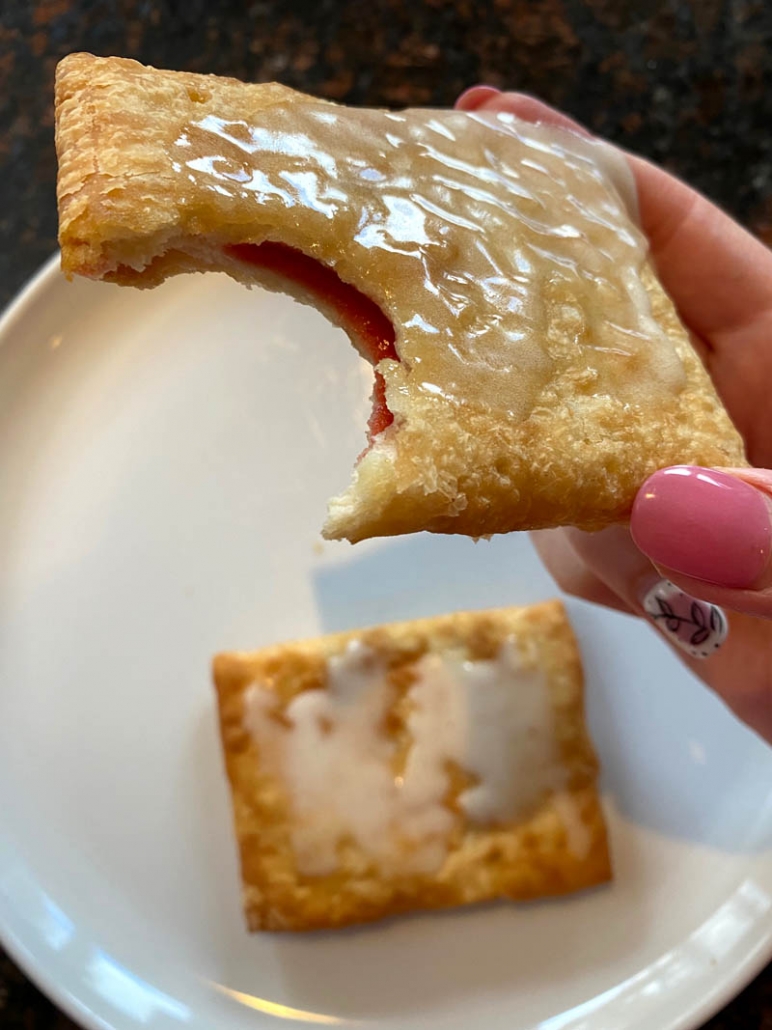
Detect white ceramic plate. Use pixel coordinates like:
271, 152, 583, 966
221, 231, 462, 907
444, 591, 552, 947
1, 257, 772, 1030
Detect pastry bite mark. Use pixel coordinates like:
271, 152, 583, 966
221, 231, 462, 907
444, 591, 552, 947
227, 242, 398, 442
214, 601, 612, 931
55, 55, 747, 542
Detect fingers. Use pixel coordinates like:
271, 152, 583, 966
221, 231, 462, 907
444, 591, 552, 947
562, 524, 722, 648
457, 87, 588, 136
563, 521, 772, 741
455, 86, 502, 112
537, 477, 772, 740
530, 529, 633, 614
631, 466, 772, 618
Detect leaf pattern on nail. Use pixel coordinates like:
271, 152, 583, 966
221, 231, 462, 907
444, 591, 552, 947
709, 606, 724, 634
643, 580, 728, 659
655, 596, 681, 633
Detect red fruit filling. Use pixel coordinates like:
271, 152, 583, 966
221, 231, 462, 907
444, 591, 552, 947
227, 242, 398, 441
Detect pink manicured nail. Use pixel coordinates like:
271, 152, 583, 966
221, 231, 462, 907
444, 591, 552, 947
455, 85, 501, 111
631, 466, 772, 589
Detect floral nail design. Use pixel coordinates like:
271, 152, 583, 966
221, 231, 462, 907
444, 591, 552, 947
642, 579, 728, 659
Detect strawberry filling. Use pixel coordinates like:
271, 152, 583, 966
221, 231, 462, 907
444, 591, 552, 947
227, 242, 398, 441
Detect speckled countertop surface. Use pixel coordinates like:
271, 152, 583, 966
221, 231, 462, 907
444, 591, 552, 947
2, 0, 772, 1027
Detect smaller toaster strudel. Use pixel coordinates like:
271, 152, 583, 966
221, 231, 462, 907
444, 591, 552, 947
214, 601, 610, 931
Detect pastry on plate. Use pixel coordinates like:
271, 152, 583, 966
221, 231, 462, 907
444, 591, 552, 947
213, 600, 611, 931
55, 54, 745, 543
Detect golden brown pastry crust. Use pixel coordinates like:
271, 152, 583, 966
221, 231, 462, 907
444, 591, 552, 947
55, 53, 746, 543
214, 601, 611, 931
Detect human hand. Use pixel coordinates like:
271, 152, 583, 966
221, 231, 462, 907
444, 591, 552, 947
456, 86, 772, 743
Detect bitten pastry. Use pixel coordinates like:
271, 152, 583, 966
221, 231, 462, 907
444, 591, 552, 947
55, 54, 745, 542
213, 601, 611, 931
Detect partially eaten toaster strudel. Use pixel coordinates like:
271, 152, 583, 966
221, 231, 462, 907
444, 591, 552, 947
55, 54, 745, 543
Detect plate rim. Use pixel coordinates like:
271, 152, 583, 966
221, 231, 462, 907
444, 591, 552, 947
0, 253, 62, 339
0, 256, 771, 1030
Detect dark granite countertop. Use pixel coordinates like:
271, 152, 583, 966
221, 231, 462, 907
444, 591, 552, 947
2, 1, 772, 1027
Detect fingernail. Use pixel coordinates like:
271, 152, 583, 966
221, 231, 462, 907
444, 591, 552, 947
455, 85, 501, 111
631, 466, 772, 589
641, 579, 728, 659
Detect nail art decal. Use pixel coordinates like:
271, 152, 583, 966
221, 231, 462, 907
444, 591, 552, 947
642, 579, 728, 659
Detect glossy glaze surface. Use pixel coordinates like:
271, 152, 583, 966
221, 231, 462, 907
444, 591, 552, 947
244, 636, 562, 876
174, 102, 684, 418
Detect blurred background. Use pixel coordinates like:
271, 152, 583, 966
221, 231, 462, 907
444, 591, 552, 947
1, 0, 772, 1027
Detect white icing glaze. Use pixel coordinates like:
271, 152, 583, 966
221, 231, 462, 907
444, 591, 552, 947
408, 641, 561, 825
177, 99, 684, 421
244, 637, 569, 876
244, 642, 402, 876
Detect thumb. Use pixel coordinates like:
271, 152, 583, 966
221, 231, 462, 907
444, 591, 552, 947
631, 466, 772, 619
